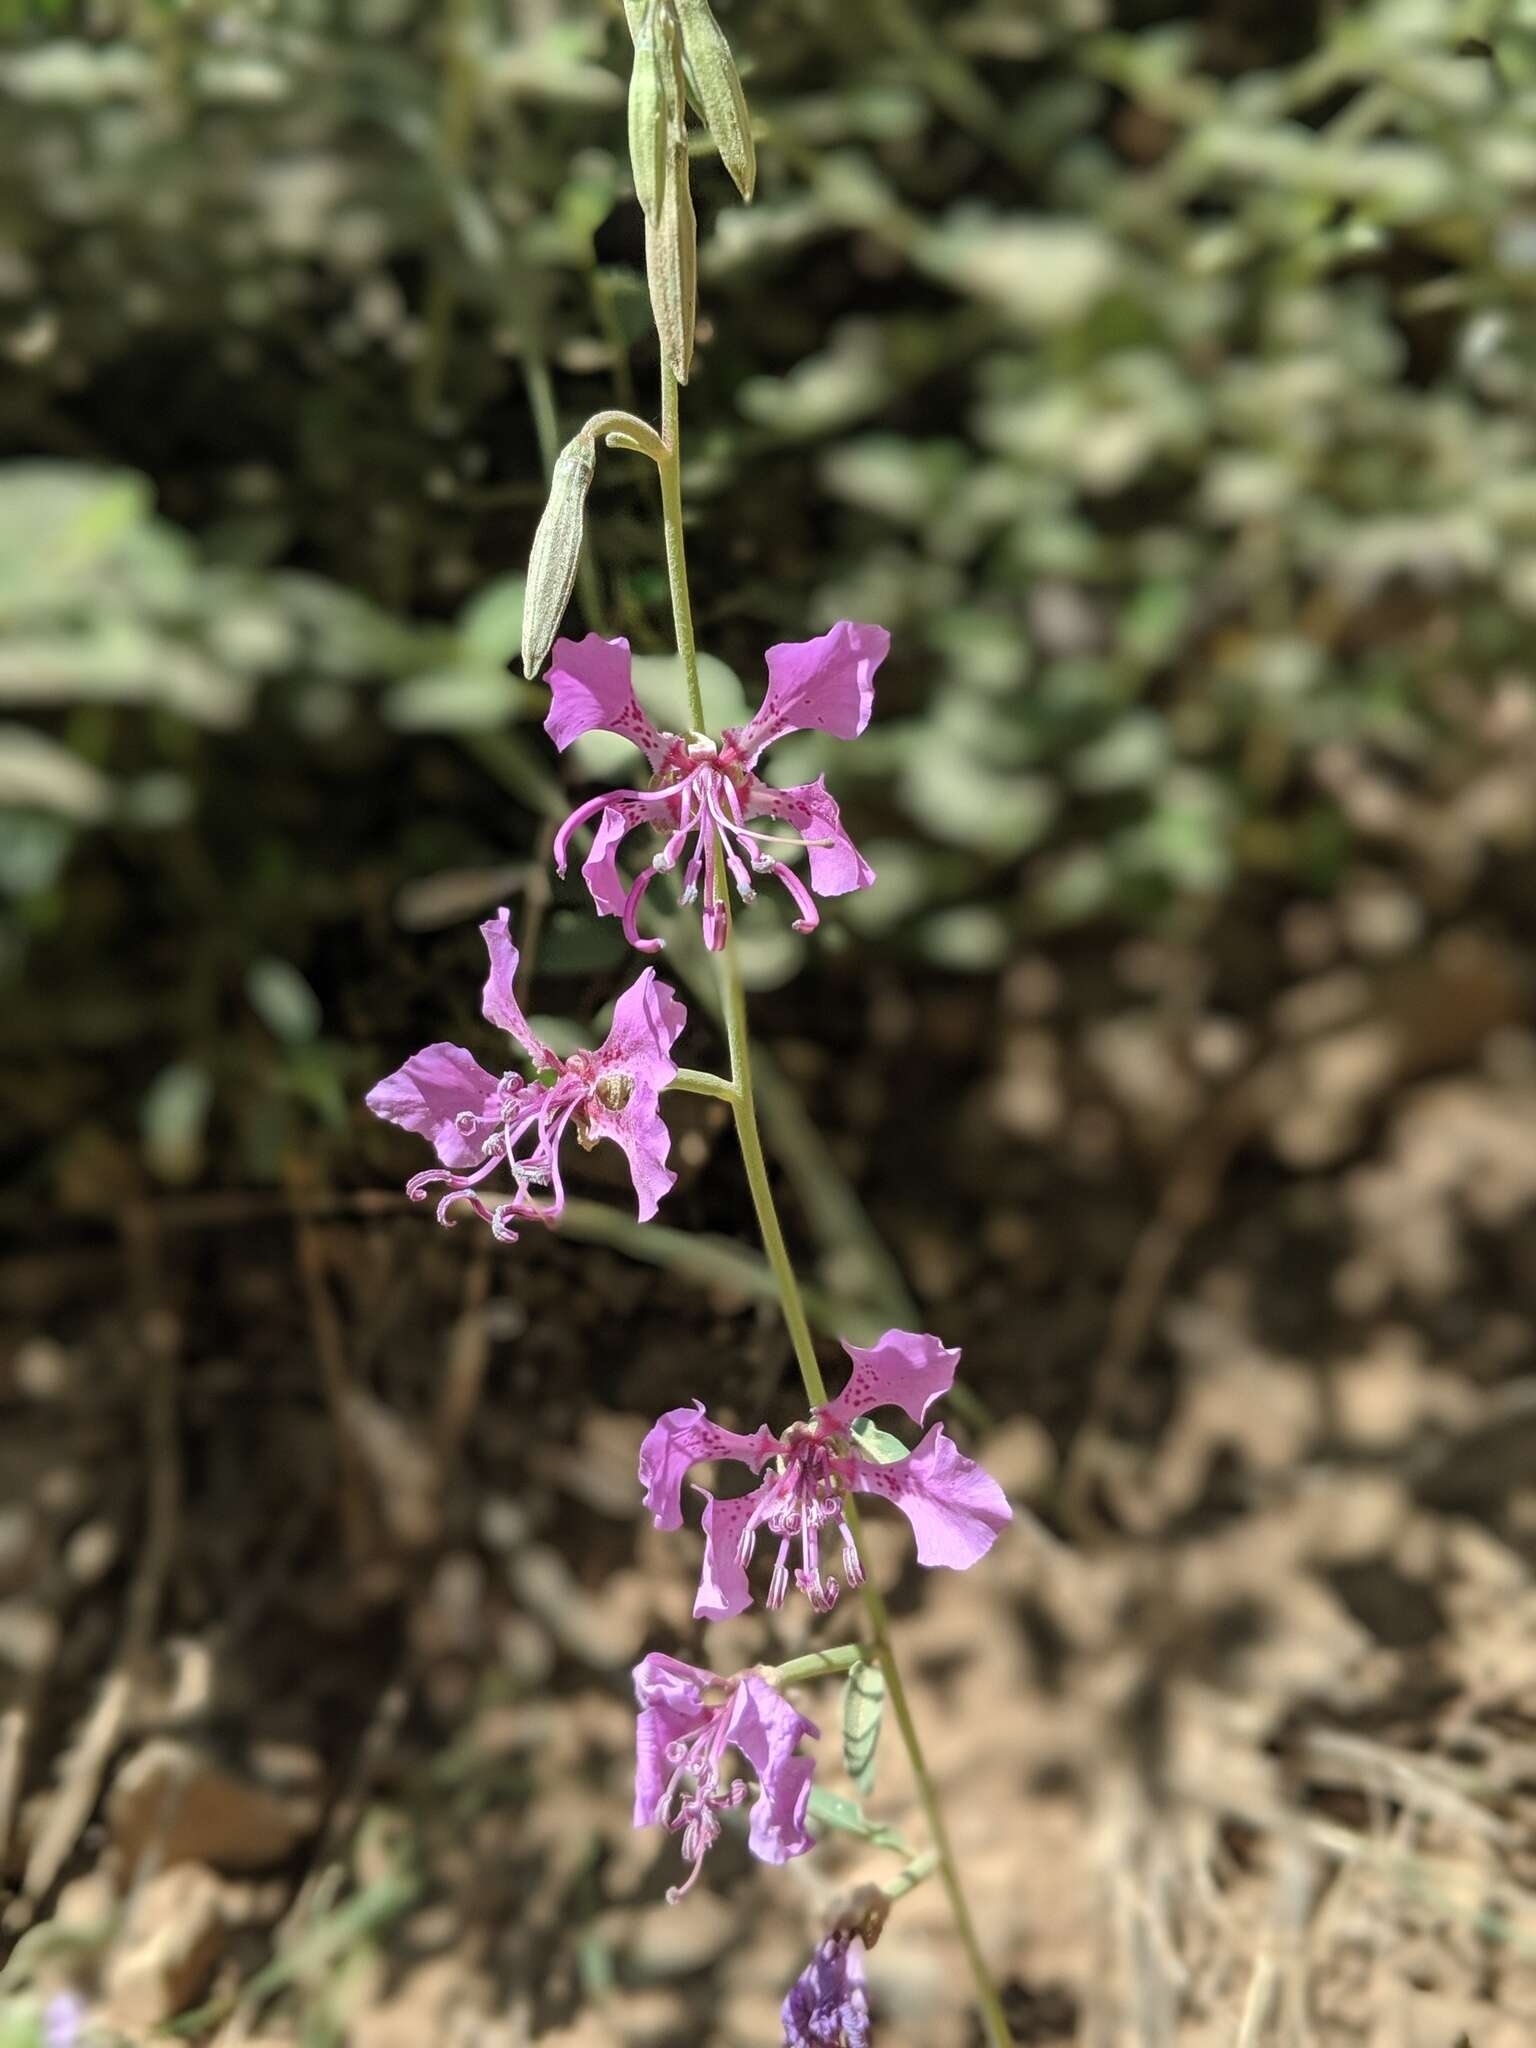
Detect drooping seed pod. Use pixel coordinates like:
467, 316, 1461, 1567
675, 0, 755, 202
521, 433, 596, 678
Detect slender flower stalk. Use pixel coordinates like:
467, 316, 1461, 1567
654, 362, 1015, 2048
659, 367, 704, 733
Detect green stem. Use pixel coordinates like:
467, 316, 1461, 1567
718, 940, 826, 1399
658, 369, 705, 731
885, 1847, 940, 1903
654, 336, 1014, 2048
767, 1644, 868, 1687
669, 1065, 739, 1103
717, 937, 1013, 2048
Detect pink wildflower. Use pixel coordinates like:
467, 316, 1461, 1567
638, 1330, 1012, 1619
543, 622, 888, 951
366, 908, 685, 1241
782, 1931, 871, 2047
633, 1651, 818, 1901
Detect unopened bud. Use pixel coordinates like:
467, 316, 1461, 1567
676, 0, 755, 202
521, 433, 596, 678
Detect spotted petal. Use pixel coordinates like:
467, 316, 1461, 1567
821, 1328, 961, 1431
748, 775, 875, 898
693, 1487, 765, 1621
848, 1422, 1011, 1570
637, 1403, 778, 1529
545, 633, 673, 770
582, 1076, 675, 1222
597, 969, 687, 1091
479, 908, 557, 1070
727, 621, 889, 765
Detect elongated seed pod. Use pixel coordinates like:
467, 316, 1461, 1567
521, 433, 596, 678
676, 0, 755, 201
645, 7, 696, 383
624, 0, 667, 218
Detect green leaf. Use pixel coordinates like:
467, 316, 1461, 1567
0, 725, 112, 822
850, 1417, 908, 1464
457, 576, 526, 666
141, 1061, 213, 1185
806, 1786, 908, 1853
841, 1659, 886, 1796
383, 666, 526, 733
246, 958, 323, 1044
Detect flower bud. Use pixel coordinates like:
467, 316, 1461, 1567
623, 0, 667, 218
676, 0, 755, 202
521, 433, 596, 678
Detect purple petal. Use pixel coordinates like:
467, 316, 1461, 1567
821, 1328, 960, 1431
748, 776, 875, 898
694, 1487, 762, 1620
545, 633, 673, 769
728, 621, 889, 765
637, 1403, 778, 1529
597, 969, 688, 1091
725, 1673, 818, 1864
365, 1042, 502, 1170
782, 1934, 870, 2048
580, 802, 641, 918
633, 1651, 712, 1827
479, 908, 557, 1069
848, 1422, 1011, 1570
582, 1076, 676, 1222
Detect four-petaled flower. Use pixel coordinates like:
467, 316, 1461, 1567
366, 908, 685, 1241
543, 622, 889, 952
782, 1931, 872, 2048
634, 1651, 818, 1901
638, 1330, 1012, 1618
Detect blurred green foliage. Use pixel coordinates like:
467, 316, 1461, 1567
3, 0, 1535, 1202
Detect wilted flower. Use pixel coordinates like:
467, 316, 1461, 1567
367, 908, 685, 1240
782, 1931, 871, 2047
633, 1651, 818, 1900
638, 1330, 1012, 1618
543, 622, 888, 950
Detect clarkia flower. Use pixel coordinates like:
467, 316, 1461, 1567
543, 621, 889, 951
366, 907, 685, 1241
782, 1931, 871, 2048
638, 1330, 1012, 1618
633, 1651, 818, 1901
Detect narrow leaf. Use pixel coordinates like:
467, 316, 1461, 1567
676, 0, 755, 201
521, 434, 596, 678
841, 1659, 886, 1796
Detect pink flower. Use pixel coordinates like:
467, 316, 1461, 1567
633, 1651, 818, 1901
782, 1931, 871, 2047
544, 622, 889, 951
638, 1330, 1012, 1618
366, 908, 685, 1240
